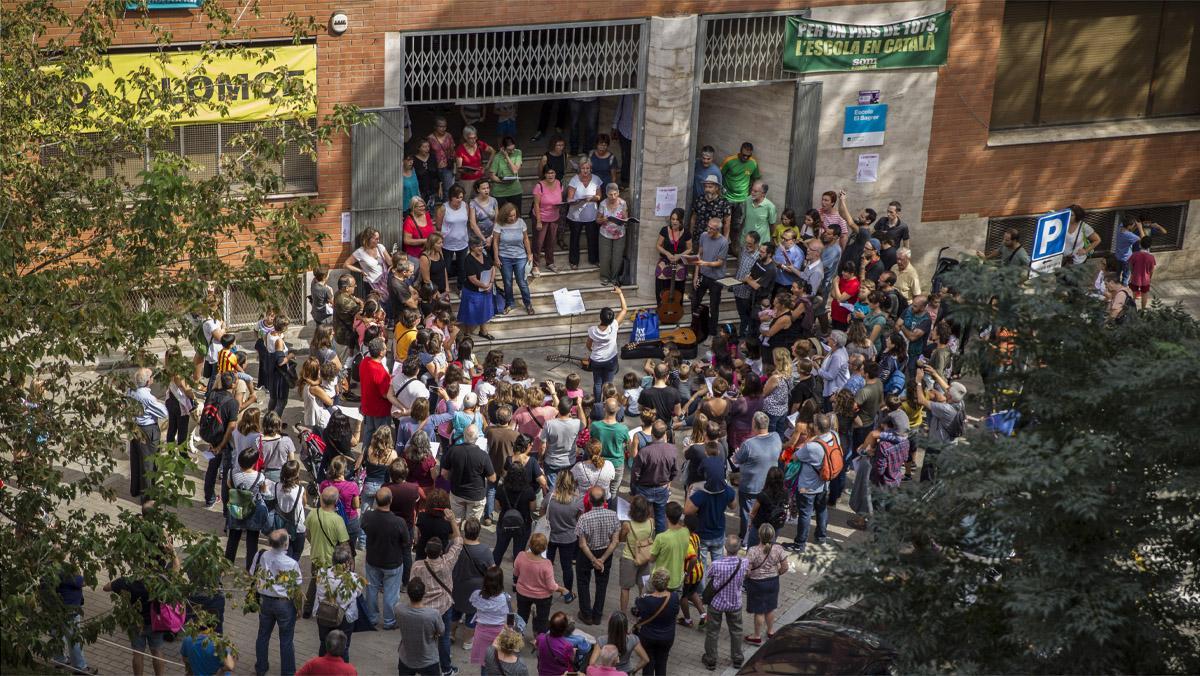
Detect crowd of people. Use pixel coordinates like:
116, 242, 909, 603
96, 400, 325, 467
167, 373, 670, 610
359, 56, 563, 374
101, 114, 1172, 676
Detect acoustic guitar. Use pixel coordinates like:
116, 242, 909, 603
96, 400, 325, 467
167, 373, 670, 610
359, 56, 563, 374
657, 262, 685, 324
658, 327, 697, 346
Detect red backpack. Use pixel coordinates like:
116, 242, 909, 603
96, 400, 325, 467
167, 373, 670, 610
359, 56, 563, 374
813, 435, 844, 482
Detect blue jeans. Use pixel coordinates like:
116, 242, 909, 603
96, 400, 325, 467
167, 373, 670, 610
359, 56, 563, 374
437, 607, 454, 672
793, 490, 829, 550
590, 356, 619, 401
484, 480, 498, 521
255, 595, 297, 676
700, 536, 725, 584
738, 490, 758, 543
54, 611, 89, 671
767, 412, 790, 444
362, 415, 391, 455
497, 118, 517, 140
365, 563, 404, 629
635, 484, 670, 534
500, 256, 531, 309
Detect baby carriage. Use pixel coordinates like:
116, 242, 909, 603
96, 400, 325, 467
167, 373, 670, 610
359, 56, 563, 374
295, 425, 327, 482
930, 246, 965, 295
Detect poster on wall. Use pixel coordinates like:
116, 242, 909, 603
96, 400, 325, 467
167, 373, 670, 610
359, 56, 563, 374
843, 104, 888, 148
782, 11, 951, 73
856, 154, 879, 183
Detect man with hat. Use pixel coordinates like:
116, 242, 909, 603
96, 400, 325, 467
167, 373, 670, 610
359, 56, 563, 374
915, 365, 967, 482
691, 173, 732, 239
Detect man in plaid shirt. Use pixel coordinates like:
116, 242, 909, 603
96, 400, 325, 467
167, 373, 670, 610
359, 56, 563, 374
575, 485, 622, 626
702, 535, 748, 670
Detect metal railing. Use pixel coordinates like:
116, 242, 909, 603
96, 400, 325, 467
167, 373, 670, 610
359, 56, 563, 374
701, 11, 806, 88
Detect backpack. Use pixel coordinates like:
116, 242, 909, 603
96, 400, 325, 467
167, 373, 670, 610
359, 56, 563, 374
766, 499, 788, 529
333, 491, 351, 529
197, 391, 230, 446
884, 367, 906, 396
499, 507, 525, 537
943, 403, 966, 441
1113, 290, 1138, 325
813, 435, 844, 482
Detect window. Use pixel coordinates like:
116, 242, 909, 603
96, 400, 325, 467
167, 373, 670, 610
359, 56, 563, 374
41, 120, 317, 195
986, 203, 1189, 256
991, 1, 1200, 129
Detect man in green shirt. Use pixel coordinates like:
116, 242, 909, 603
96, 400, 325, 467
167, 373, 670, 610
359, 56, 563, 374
487, 138, 524, 211
301, 486, 350, 617
589, 398, 629, 499
742, 180, 777, 247
720, 142, 762, 238
649, 501, 690, 590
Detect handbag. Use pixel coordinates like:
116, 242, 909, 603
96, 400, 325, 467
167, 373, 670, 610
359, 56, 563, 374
632, 309, 660, 343
632, 595, 670, 637
150, 601, 186, 633
702, 559, 743, 605
315, 596, 346, 628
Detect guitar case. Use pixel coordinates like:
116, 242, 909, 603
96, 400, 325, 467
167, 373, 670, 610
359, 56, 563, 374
620, 338, 699, 360
690, 303, 711, 343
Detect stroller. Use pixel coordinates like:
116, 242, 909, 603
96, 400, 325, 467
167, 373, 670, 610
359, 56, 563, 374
295, 425, 327, 483
930, 246, 965, 295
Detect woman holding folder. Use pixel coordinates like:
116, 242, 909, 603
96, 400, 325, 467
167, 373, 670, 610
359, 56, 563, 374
596, 182, 632, 287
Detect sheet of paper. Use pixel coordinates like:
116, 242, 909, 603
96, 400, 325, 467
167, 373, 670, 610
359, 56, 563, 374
615, 497, 631, 521
553, 288, 586, 316
201, 449, 216, 462
340, 212, 352, 243
787, 411, 800, 426
705, 377, 715, 396
429, 441, 440, 459
839, 302, 856, 314
476, 436, 488, 453
336, 405, 363, 422
479, 268, 493, 286
654, 186, 677, 217
856, 153, 879, 183
716, 276, 742, 288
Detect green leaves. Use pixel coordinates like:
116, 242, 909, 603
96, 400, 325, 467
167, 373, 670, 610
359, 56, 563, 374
814, 262, 1200, 673
0, 1, 367, 668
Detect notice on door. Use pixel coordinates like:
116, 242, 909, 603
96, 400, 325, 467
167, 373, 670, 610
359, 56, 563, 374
654, 186, 678, 217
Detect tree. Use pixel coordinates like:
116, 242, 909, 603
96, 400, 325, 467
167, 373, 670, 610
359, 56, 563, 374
813, 260, 1200, 673
0, 1, 364, 666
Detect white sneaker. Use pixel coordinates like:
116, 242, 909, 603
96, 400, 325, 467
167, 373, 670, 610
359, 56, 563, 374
462, 640, 473, 651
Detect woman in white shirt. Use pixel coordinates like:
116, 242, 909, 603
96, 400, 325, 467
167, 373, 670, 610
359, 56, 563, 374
586, 286, 628, 401
227, 447, 273, 570
565, 158, 603, 270
468, 567, 517, 667
572, 441, 616, 503
273, 460, 308, 561
437, 184, 471, 289
314, 547, 365, 663
341, 226, 392, 312
596, 183, 629, 287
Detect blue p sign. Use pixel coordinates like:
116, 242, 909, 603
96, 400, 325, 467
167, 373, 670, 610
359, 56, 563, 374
1031, 209, 1072, 262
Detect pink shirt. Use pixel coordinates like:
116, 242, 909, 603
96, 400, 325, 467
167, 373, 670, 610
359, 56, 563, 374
319, 479, 360, 519
534, 180, 563, 223
513, 551, 558, 598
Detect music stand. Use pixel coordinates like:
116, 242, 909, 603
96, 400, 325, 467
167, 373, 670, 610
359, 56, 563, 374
546, 288, 587, 372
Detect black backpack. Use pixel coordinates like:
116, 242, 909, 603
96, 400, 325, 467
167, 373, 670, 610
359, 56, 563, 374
499, 508, 524, 537
198, 391, 231, 446
767, 499, 788, 529
944, 403, 966, 441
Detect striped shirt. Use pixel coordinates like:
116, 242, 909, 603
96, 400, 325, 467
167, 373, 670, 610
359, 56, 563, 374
216, 348, 240, 373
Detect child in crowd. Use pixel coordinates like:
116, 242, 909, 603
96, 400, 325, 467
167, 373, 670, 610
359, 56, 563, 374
621, 372, 642, 417
1128, 236, 1157, 310
309, 266, 333, 326
565, 373, 584, 401
757, 297, 776, 337
216, 334, 254, 386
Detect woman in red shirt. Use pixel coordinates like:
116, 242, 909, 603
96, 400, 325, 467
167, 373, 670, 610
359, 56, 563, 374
403, 197, 435, 266
830, 260, 861, 331
454, 125, 492, 196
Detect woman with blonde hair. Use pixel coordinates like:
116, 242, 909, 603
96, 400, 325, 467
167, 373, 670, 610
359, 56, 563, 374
744, 523, 790, 645
360, 425, 397, 513
545, 472, 581, 604
484, 627, 527, 675
419, 230, 450, 297
617, 495, 654, 613
763, 347, 794, 441
571, 438, 615, 503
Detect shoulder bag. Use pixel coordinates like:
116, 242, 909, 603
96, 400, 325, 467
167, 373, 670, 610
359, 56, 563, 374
424, 560, 453, 596
702, 559, 744, 605
632, 594, 670, 637
315, 570, 346, 628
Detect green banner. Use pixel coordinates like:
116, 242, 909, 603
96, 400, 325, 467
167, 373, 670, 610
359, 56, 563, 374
782, 11, 951, 73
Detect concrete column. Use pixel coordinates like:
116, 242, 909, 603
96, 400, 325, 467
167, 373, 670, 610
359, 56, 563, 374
634, 15, 698, 300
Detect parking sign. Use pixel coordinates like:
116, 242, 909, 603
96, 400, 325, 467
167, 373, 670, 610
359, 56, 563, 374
1030, 208, 1072, 273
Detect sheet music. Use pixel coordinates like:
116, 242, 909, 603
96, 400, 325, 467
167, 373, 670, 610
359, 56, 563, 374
336, 405, 363, 421
615, 497, 631, 521
553, 288, 586, 316
429, 441, 440, 459
480, 269, 493, 286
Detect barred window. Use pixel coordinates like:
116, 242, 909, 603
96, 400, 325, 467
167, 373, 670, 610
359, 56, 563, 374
986, 203, 1188, 256
991, 1, 1200, 129
41, 120, 317, 195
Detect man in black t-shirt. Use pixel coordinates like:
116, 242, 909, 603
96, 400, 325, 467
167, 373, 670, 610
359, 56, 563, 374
638, 362, 684, 428
361, 487, 412, 630
105, 576, 166, 674
203, 372, 240, 508
440, 424, 496, 522
873, 200, 910, 250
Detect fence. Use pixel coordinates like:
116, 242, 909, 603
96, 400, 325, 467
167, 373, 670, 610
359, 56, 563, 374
132, 274, 306, 331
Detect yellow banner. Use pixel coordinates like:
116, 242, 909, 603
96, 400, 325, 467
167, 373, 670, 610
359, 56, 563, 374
78, 44, 316, 124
